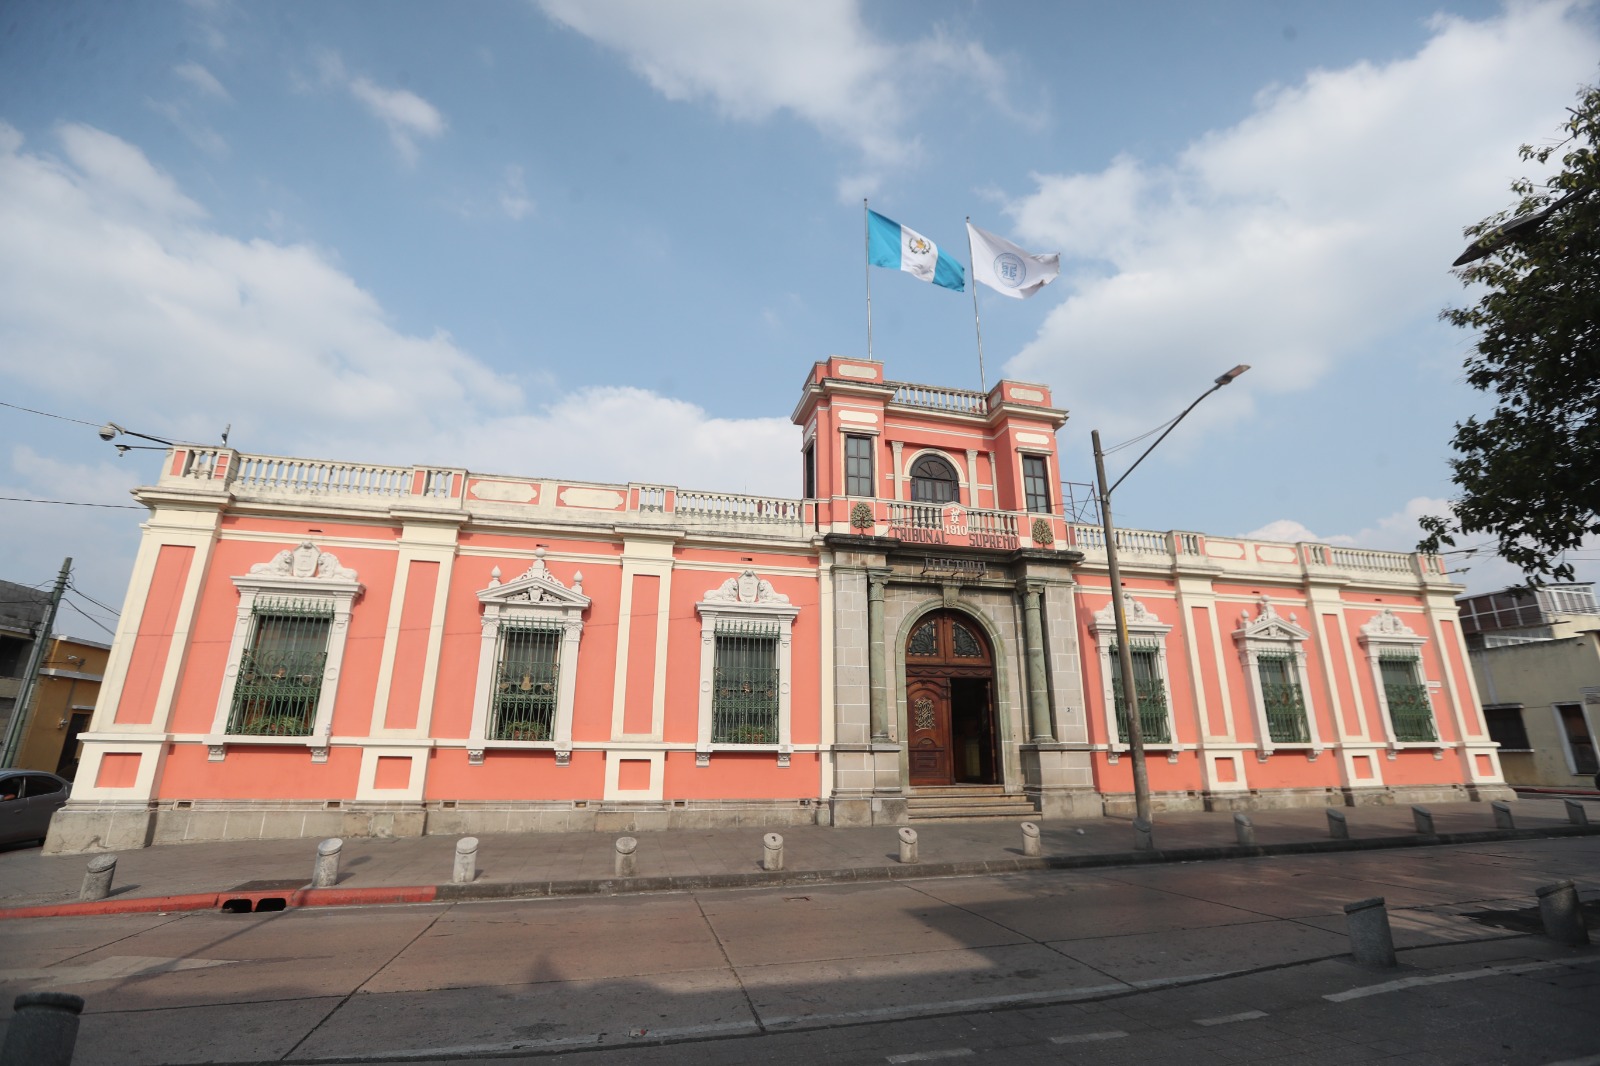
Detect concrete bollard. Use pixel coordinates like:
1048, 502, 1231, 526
1327, 808, 1349, 840
614, 837, 637, 878
1132, 817, 1153, 851
762, 832, 784, 872
1412, 806, 1435, 835
898, 827, 919, 864
1535, 880, 1590, 946
1492, 801, 1514, 830
453, 837, 479, 884
1020, 822, 1041, 857
1343, 897, 1398, 967
311, 837, 343, 889
1233, 813, 1255, 847
0, 992, 85, 1066
1565, 799, 1589, 827
79, 855, 116, 902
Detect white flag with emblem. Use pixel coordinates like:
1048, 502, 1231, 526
966, 223, 1060, 299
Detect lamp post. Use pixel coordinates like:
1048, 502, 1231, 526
1092, 364, 1250, 824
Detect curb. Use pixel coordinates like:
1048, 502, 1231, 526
5, 823, 1597, 921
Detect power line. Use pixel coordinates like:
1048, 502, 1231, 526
61, 595, 115, 637
0, 400, 102, 428
66, 583, 120, 617
0, 496, 142, 510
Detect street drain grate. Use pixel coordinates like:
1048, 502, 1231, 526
1461, 899, 1600, 934
220, 878, 308, 914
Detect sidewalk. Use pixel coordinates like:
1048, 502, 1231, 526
3, 794, 1597, 919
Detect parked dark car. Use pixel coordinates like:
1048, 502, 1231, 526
0, 769, 71, 846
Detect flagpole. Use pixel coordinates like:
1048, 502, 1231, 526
864, 199, 875, 362
966, 217, 987, 392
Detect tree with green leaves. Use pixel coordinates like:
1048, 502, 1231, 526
1419, 81, 1600, 582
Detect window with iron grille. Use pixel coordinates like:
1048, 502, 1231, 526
1379, 652, 1436, 742
712, 622, 780, 744
845, 435, 874, 497
227, 600, 332, 736
1257, 651, 1309, 743
802, 442, 816, 499
1110, 643, 1171, 744
1022, 455, 1052, 514
490, 624, 562, 741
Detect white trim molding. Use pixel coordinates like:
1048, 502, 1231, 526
1233, 597, 1321, 761
468, 548, 591, 764
1089, 593, 1176, 754
694, 570, 800, 764
205, 541, 363, 762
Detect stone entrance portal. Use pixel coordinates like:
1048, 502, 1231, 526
904, 609, 998, 787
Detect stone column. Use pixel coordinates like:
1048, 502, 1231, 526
1020, 582, 1054, 741
868, 569, 891, 741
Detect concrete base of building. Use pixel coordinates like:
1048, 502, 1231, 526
1202, 787, 1351, 812
1028, 787, 1105, 819
43, 804, 157, 854
827, 794, 909, 828
1101, 790, 1208, 817
44, 799, 829, 852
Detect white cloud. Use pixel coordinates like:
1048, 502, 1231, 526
0, 123, 795, 502
535, 0, 1019, 181
1001, 1, 1599, 440
499, 164, 534, 220
1244, 496, 1452, 552
347, 77, 447, 165
173, 61, 229, 101
309, 49, 448, 165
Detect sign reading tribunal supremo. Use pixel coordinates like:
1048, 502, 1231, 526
888, 503, 1020, 551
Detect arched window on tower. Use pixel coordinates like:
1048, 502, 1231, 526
909, 453, 959, 503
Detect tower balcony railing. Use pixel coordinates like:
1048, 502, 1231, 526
886, 381, 988, 416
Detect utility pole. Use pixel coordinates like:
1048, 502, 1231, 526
1, 558, 71, 767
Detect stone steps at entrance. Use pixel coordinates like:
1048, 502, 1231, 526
906, 788, 1038, 821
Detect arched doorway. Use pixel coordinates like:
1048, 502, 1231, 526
904, 609, 999, 787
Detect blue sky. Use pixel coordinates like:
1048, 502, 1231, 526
2, 0, 1597, 631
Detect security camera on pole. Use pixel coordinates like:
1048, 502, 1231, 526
1093, 365, 1249, 824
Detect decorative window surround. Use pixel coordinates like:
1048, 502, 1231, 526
1233, 597, 1321, 761
1089, 593, 1177, 753
207, 542, 363, 762
1357, 608, 1441, 755
695, 570, 799, 764
468, 549, 590, 765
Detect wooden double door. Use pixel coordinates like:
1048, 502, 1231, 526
905, 610, 999, 787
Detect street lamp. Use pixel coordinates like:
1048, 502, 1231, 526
98, 422, 175, 455
1092, 364, 1250, 825
1452, 187, 1591, 266
97, 421, 229, 456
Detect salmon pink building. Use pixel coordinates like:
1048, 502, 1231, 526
47, 357, 1511, 852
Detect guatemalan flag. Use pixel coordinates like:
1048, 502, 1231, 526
868, 210, 965, 292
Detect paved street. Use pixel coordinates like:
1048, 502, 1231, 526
0, 829, 1596, 1065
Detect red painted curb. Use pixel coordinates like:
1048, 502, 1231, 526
294, 885, 439, 908
0, 892, 221, 920
0, 885, 444, 920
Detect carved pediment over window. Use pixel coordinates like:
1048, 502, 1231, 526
704, 569, 791, 605
247, 541, 358, 582
1359, 608, 1421, 641
1089, 592, 1169, 635
480, 548, 589, 609
1234, 596, 1309, 643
